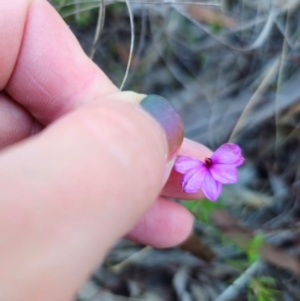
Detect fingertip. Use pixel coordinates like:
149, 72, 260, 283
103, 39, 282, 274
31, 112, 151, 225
178, 138, 212, 159
126, 197, 194, 248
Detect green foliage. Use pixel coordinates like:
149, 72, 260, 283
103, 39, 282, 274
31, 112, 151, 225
76, 10, 97, 28
108, 2, 125, 16
247, 277, 280, 301
52, 0, 66, 5
247, 234, 264, 264
183, 198, 224, 224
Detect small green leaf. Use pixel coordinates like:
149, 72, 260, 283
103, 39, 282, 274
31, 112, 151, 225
209, 20, 223, 34
247, 234, 265, 263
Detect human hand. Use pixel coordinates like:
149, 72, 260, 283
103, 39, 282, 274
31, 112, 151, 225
0, 1, 212, 300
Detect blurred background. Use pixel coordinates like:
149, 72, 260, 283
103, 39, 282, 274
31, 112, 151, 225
50, 1, 300, 300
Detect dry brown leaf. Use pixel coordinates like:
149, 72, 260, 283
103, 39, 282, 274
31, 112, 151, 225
185, 5, 237, 28
179, 233, 216, 262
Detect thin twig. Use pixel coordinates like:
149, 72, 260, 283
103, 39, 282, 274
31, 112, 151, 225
275, 9, 291, 148
89, 0, 106, 59
74, 0, 81, 23
110, 246, 152, 273
229, 58, 281, 141
215, 261, 265, 301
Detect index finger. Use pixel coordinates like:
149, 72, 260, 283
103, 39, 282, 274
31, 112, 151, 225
2, 0, 117, 124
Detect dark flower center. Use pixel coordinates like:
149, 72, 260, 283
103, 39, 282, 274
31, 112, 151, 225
204, 157, 212, 167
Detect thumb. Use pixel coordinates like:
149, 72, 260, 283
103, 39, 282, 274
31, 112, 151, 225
0, 92, 183, 301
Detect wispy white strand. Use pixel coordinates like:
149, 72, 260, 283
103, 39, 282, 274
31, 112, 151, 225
119, 0, 135, 90
57, 0, 220, 10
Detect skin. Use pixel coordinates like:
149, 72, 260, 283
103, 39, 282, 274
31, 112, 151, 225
0, 1, 212, 300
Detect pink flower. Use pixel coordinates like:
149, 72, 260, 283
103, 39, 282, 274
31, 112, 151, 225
174, 143, 244, 202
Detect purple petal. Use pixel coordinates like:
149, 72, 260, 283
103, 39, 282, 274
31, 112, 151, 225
210, 164, 238, 184
181, 164, 207, 193
201, 171, 222, 201
211, 143, 244, 166
175, 156, 203, 174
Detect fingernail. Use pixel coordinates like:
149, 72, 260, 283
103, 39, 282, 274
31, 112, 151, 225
140, 95, 184, 160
